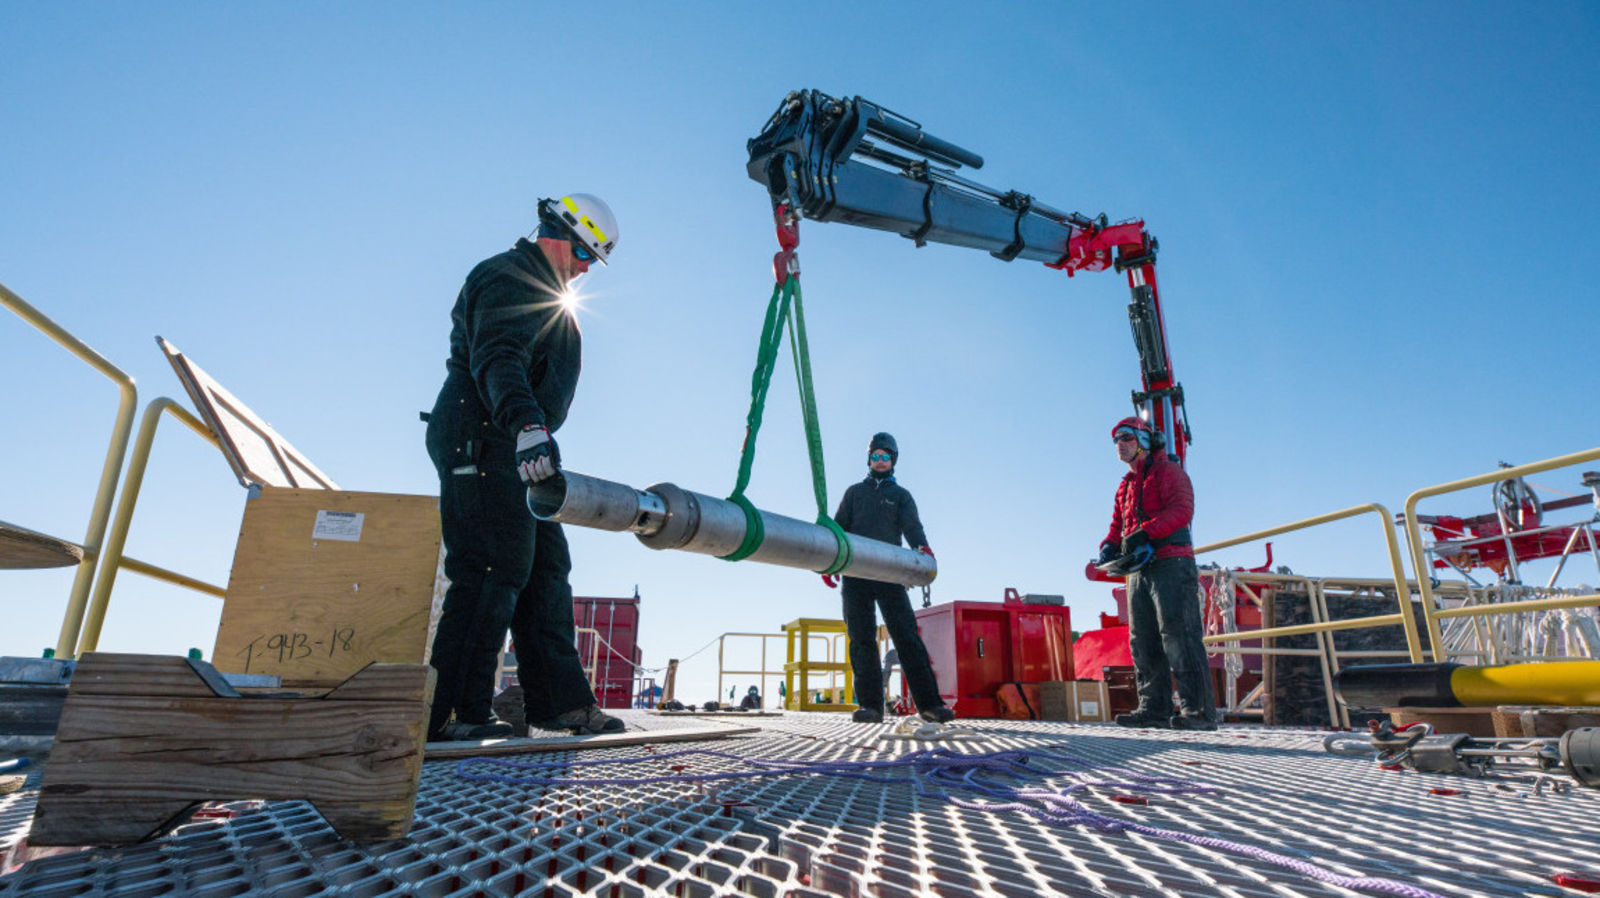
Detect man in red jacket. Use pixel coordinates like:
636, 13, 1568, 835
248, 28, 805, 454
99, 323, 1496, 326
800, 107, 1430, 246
1098, 416, 1217, 730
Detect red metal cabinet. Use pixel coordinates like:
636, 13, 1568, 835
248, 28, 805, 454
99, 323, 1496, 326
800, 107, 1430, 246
915, 600, 1071, 719
1011, 607, 1074, 683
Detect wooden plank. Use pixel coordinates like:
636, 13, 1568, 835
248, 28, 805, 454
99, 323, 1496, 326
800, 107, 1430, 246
66, 653, 227, 698
424, 723, 758, 760
213, 487, 440, 684
30, 655, 431, 845
0, 520, 82, 570
1386, 706, 1498, 738
158, 336, 338, 491
648, 710, 785, 718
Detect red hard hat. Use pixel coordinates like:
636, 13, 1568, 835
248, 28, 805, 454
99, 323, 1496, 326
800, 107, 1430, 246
1111, 416, 1151, 439
1112, 416, 1156, 450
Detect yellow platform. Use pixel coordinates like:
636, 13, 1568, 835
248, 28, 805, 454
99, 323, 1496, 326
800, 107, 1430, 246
782, 618, 855, 712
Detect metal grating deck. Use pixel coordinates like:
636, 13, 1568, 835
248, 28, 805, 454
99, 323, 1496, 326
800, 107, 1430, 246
3, 712, 1598, 897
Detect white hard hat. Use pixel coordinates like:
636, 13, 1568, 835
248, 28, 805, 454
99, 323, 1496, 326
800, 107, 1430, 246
538, 193, 619, 264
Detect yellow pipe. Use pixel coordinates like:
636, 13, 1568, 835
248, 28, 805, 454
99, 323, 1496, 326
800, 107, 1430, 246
76, 398, 221, 654
1338, 660, 1600, 708
1453, 661, 1600, 706
2, 280, 139, 660
1402, 446, 1600, 661
1195, 502, 1423, 661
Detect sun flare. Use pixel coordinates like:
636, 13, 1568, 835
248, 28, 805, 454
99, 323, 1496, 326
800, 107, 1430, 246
559, 287, 585, 315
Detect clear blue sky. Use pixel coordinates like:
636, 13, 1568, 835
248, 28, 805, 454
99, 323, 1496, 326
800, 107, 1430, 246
4, 3, 1597, 704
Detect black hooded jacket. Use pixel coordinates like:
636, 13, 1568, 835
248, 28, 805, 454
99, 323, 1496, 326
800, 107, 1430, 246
438, 238, 581, 436
833, 474, 929, 551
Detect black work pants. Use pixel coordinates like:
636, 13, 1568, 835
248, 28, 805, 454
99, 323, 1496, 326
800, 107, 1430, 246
426, 387, 595, 735
840, 577, 946, 713
1125, 555, 1215, 719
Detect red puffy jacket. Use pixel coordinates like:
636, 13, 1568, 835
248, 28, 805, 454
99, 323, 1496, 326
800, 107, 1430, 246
1104, 452, 1195, 560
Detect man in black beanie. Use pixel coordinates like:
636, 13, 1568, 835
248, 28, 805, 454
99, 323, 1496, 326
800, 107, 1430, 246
823, 432, 953, 724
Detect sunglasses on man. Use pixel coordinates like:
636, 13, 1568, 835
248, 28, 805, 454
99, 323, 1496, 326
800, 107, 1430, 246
869, 452, 893, 462
569, 241, 596, 263
1114, 433, 1139, 444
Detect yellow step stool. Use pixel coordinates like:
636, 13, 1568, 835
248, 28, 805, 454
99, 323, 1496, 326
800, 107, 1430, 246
782, 618, 855, 712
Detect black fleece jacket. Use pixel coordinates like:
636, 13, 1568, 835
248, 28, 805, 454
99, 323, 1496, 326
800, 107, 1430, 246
833, 474, 929, 551
440, 238, 581, 436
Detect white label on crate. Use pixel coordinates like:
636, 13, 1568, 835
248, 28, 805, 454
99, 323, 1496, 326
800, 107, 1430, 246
312, 510, 365, 542
1080, 701, 1099, 716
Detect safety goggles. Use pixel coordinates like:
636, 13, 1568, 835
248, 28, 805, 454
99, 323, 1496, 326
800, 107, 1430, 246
1113, 432, 1139, 444
569, 241, 596, 263
869, 452, 894, 462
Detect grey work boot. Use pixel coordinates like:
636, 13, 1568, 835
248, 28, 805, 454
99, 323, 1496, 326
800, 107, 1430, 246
1114, 708, 1173, 729
531, 703, 625, 735
851, 707, 885, 724
918, 706, 954, 724
430, 718, 515, 742
1169, 712, 1219, 731
491, 685, 528, 737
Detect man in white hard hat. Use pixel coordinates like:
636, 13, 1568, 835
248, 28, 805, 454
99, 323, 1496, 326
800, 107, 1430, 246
424, 193, 623, 741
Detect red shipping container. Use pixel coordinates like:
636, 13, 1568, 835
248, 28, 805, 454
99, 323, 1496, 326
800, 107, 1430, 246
573, 595, 642, 710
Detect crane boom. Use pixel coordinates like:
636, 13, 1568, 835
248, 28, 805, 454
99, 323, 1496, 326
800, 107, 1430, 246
747, 89, 1191, 463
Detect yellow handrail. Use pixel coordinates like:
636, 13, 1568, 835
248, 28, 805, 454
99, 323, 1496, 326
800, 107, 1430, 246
717, 630, 834, 705
76, 398, 225, 655
1196, 502, 1424, 661
1402, 447, 1600, 660
2, 280, 139, 660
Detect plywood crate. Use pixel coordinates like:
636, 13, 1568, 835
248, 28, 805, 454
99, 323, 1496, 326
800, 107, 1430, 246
1072, 679, 1110, 722
1386, 706, 1498, 738
1040, 679, 1110, 722
213, 487, 441, 686
1492, 706, 1600, 738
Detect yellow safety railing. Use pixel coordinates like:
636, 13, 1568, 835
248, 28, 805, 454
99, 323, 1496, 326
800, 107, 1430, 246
3, 280, 139, 659
75, 398, 227, 655
1196, 502, 1425, 662
1200, 570, 1340, 721
716, 630, 843, 707
1402, 447, 1600, 661
576, 626, 602, 689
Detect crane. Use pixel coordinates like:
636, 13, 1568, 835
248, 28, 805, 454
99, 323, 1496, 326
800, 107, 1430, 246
747, 89, 1192, 463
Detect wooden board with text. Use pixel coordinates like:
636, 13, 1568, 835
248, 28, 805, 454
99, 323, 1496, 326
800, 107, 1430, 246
213, 486, 440, 686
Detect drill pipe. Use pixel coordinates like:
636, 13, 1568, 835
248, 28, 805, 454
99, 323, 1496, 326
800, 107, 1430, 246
525, 471, 936, 587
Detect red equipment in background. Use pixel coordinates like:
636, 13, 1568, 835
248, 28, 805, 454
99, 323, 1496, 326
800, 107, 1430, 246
1072, 546, 1273, 681
574, 594, 642, 710
503, 593, 643, 709
1413, 470, 1600, 581
915, 589, 1072, 719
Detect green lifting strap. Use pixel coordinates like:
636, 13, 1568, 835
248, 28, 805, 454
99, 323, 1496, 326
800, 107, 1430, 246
721, 276, 851, 573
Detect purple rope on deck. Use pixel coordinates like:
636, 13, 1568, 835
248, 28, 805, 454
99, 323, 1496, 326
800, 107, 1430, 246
455, 745, 1444, 898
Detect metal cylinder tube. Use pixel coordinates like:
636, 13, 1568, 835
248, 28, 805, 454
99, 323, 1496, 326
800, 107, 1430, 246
527, 470, 935, 587
525, 472, 666, 534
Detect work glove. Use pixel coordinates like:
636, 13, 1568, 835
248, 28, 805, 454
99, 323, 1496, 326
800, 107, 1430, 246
821, 574, 839, 589
918, 545, 935, 558
1121, 529, 1150, 556
1096, 541, 1118, 565
515, 424, 560, 483
1097, 543, 1155, 576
